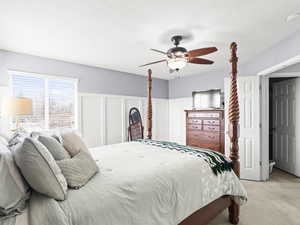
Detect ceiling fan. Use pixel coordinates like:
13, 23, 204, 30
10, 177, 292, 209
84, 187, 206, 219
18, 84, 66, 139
139, 35, 217, 73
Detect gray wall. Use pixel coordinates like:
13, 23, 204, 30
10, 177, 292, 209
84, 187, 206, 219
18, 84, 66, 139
169, 29, 300, 98
0, 50, 169, 98
168, 70, 227, 98
2, 27, 300, 100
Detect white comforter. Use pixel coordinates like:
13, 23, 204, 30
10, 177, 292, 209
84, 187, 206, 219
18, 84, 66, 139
88, 142, 247, 225
11, 141, 247, 225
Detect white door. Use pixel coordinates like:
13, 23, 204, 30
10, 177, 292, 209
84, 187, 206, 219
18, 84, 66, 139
224, 76, 261, 180
272, 79, 297, 175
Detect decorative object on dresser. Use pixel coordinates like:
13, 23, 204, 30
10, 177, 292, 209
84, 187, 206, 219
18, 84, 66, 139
185, 109, 224, 154
192, 89, 224, 109
128, 107, 144, 141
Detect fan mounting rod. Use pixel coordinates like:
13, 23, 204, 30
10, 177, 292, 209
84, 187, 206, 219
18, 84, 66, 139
171, 35, 183, 46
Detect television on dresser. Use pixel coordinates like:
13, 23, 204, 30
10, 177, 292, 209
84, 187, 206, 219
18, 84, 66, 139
192, 89, 224, 109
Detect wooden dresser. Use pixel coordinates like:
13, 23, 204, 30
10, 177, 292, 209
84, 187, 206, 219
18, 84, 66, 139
185, 110, 224, 154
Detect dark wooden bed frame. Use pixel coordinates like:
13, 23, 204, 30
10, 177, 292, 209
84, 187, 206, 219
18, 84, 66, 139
146, 42, 240, 225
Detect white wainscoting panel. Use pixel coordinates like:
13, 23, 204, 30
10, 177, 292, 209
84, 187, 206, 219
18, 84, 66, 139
79, 93, 169, 148
79, 95, 103, 147
153, 98, 169, 141
105, 96, 124, 145
168, 97, 193, 145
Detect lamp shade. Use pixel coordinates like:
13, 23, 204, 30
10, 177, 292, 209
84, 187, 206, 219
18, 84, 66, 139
1, 97, 33, 116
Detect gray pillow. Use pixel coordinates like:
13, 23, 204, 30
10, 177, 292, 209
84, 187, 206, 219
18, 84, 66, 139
31, 131, 63, 143
38, 136, 70, 160
56, 151, 99, 189
61, 131, 91, 157
0, 143, 30, 219
14, 138, 67, 201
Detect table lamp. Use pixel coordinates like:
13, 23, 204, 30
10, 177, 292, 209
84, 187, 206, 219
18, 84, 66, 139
1, 97, 33, 131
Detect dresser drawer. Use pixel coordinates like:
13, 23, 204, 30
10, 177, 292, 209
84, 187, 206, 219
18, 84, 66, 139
203, 120, 220, 126
187, 138, 221, 152
187, 124, 202, 130
187, 131, 220, 144
203, 125, 220, 132
187, 118, 202, 124
199, 143, 221, 152
188, 112, 221, 118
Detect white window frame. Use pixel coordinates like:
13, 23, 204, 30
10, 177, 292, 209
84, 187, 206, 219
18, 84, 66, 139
8, 70, 79, 130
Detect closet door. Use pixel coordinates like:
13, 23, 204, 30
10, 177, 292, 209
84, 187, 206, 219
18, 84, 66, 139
272, 79, 297, 176
224, 76, 261, 181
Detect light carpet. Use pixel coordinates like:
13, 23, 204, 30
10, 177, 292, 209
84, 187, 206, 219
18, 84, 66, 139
209, 169, 300, 225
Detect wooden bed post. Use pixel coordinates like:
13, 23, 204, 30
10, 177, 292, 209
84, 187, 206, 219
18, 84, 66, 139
228, 42, 240, 224
147, 69, 152, 139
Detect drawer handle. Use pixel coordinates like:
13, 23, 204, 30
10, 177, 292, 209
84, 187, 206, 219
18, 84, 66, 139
208, 127, 216, 130
208, 135, 216, 139
192, 126, 199, 129
192, 120, 199, 123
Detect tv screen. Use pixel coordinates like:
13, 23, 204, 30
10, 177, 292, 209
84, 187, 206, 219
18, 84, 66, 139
192, 89, 223, 109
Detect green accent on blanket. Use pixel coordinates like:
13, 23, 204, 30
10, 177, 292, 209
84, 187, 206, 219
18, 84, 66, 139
135, 139, 233, 176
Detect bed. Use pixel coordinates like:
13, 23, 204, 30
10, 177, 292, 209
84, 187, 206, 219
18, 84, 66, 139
24, 141, 246, 225
1, 42, 245, 225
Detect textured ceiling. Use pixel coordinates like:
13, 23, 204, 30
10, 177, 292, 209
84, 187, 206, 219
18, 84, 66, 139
1, 0, 300, 79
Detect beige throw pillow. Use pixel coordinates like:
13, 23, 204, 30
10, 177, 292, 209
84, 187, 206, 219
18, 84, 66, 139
56, 151, 99, 189
61, 131, 90, 157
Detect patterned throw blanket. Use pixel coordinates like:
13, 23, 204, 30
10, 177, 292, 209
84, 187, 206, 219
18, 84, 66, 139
136, 139, 233, 176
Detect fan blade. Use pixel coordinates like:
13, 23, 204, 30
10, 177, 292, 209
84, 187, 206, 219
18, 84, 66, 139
188, 47, 217, 58
150, 49, 167, 55
139, 59, 166, 67
189, 58, 214, 64
169, 69, 175, 73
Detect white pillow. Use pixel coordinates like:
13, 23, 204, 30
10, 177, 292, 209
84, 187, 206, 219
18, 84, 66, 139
0, 136, 8, 146
0, 131, 11, 146
0, 143, 30, 218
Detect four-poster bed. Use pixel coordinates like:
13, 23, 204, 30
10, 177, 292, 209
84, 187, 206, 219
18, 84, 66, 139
145, 42, 241, 225
0, 42, 245, 225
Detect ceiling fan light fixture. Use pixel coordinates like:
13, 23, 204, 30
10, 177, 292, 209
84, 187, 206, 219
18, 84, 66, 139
167, 57, 187, 70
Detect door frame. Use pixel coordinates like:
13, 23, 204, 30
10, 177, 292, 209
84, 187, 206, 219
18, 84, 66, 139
260, 72, 300, 180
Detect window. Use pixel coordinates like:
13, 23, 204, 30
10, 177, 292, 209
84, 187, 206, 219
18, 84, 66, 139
11, 72, 77, 131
